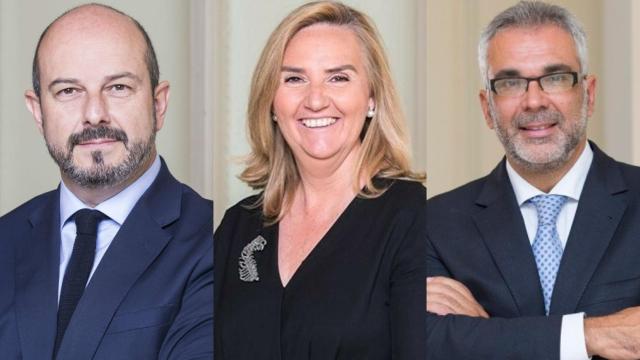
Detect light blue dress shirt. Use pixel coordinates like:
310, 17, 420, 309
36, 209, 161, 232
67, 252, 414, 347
506, 143, 593, 360
57, 155, 161, 301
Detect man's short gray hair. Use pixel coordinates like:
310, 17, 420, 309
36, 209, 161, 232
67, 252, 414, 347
478, 1, 588, 88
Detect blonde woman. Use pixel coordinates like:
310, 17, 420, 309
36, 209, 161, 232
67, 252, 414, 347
214, 2, 426, 359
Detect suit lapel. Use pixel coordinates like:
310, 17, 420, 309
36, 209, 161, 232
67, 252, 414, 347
15, 191, 60, 360
55, 162, 181, 359
550, 145, 628, 315
473, 160, 546, 315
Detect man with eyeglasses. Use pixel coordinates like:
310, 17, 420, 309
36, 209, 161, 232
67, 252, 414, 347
427, 2, 640, 359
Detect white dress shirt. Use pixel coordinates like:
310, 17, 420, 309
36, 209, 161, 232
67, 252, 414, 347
58, 155, 161, 301
506, 142, 592, 360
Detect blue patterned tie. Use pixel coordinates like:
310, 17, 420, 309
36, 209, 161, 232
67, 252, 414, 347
529, 194, 567, 315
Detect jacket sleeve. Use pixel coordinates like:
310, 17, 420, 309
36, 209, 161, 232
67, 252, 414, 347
427, 312, 562, 360
159, 226, 214, 360
427, 234, 563, 360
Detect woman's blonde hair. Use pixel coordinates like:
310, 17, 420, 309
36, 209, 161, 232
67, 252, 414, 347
241, 1, 425, 223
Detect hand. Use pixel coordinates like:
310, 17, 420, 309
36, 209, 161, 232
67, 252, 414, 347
426, 276, 489, 318
585, 306, 640, 359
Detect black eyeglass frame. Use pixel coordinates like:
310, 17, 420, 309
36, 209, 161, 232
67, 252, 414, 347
489, 71, 581, 95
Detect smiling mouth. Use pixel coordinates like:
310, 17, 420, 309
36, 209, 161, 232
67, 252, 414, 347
301, 117, 338, 128
521, 123, 555, 130
519, 122, 558, 135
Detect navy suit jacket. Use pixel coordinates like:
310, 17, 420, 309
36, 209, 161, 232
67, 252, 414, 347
0, 160, 213, 359
427, 142, 640, 360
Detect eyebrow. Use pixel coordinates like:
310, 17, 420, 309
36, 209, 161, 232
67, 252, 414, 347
543, 63, 574, 73
492, 63, 576, 79
326, 65, 357, 73
492, 69, 521, 78
48, 78, 80, 91
281, 66, 304, 73
106, 72, 143, 83
280, 64, 358, 74
47, 72, 143, 91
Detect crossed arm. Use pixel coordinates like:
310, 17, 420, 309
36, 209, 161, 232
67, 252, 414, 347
427, 273, 640, 359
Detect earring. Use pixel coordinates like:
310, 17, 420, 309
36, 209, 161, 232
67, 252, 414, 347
272, 114, 278, 122
366, 108, 375, 118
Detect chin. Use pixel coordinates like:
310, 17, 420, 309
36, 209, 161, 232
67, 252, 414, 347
301, 147, 341, 161
76, 151, 121, 167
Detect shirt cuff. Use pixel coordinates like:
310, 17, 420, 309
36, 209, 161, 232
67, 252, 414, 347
560, 312, 590, 360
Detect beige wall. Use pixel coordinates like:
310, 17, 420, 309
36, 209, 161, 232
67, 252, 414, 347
2, 0, 636, 222
0, 1, 205, 215
210, 0, 428, 226
426, 0, 639, 198
0, 0, 427, 225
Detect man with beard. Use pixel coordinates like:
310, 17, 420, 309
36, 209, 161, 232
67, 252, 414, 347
0, 4, 212, 359
427, 2, 640, 359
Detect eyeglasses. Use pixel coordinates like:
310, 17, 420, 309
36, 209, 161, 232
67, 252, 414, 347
490, 72, 580, 97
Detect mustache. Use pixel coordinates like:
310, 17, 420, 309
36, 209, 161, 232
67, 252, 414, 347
67, 126, 128, 151
515, 110, 564, 127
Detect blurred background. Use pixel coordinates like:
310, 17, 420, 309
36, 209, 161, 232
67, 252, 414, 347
0, 0, 211, 212
0, 0, 427, 227
2, 0, 636, 227
211, 0, 427, 226
427, 0, 640, 198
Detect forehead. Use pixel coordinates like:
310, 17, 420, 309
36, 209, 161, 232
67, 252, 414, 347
486, 25, 580, 77
38, 8, 148, 83
283, 24, 365, 66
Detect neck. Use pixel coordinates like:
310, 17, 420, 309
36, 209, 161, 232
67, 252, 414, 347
509, 141, 586, 193
61, 150, 156, 207
293, 144, 363, 214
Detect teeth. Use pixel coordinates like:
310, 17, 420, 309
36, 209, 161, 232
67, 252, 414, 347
301, 117, 337, 128
527, 125, 551, 130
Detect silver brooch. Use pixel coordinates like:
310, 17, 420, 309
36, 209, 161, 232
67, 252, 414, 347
238, 235, 267, 282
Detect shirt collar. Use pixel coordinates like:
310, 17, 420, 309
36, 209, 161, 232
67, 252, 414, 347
506, 142, 593, 206
59, 155, 162, 227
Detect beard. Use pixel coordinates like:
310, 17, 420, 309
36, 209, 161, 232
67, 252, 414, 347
488, 89, 588, 173
45, 123, 156, 189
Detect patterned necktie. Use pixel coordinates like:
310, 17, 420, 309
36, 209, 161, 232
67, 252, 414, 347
54, 209, 107, 356
529, 194, 567, 315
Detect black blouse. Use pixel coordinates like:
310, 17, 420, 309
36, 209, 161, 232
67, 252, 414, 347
214, 179, 426, 359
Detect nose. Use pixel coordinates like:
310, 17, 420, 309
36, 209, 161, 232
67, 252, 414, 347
522, 80, 550, 111
303, 83, 330, 111
83, 92, 109, 125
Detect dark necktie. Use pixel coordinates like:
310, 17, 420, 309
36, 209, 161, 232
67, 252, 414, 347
54, 208, 106, 356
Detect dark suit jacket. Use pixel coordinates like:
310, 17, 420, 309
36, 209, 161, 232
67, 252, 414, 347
0, 160, 213, 359
427, 142, 640, 360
